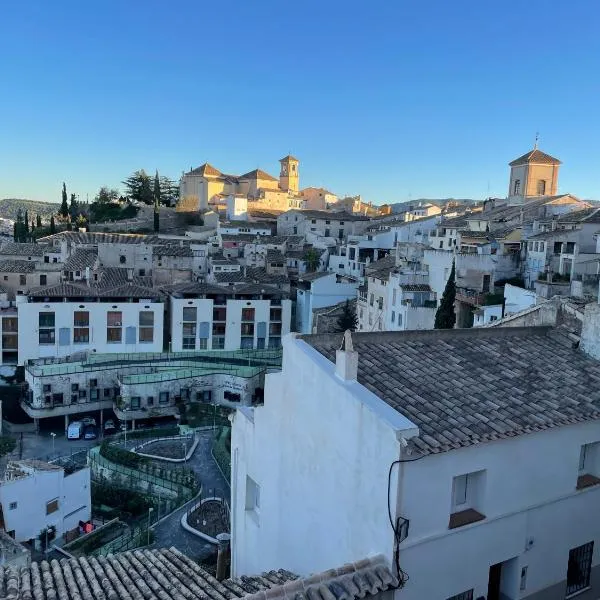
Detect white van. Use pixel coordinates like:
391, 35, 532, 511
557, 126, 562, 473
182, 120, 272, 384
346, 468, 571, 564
67, 421, 83, 440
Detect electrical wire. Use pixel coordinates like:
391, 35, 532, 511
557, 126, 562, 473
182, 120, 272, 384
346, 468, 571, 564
387, 453, 426, 589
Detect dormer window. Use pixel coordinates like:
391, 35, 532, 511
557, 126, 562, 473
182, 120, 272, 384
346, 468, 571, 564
513, 179, 521, 195
537, 180, 546, 195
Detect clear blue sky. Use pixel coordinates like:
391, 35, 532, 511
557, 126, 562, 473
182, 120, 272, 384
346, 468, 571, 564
1, 0, 599, 205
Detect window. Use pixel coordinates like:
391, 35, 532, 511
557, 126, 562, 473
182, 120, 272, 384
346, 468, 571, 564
46, 499, 59, 515
39, 312, 55, 345
44, 256, 49, 263
554, 241, 563, 254
159, 391, 169, 404
245, 476, 260, 514
90, 379, 97, 387
40, 274, 47, 286
198, 338, 208, 350
513, 179, 521, 195
212, 336, 225, 349
325, 229, 330, 237
270, 307, 282, 321
566, 242, 576, 254
577, 443, 600, 489
90, 389, 99, 401
566, 542, 594, 596
268, 336, 281, 348
183, 307, 197, 322
9, 502, 17, 510
103, 388, 112, 398
182, 323, 196, 350
43, 384, 51, 393
269, 322, 282, 335
369, 293, 374, 306
446, 591, 473, 600
449, 470, 486, 529
391, 311, 395, 323
78, 390, 86, 399
537, 179, 546, 195
107, 311, 122, 343
19, 274, 26, 286
139, 269, 145, 276
74, 311, 89, 343
71, 383, 79, 392
147, 396, 154, 406
241, 322, 254, 336
139, 311, 154, 343
130, 396, 141, 409
213, 307, 227, 321
119, 255, 126, 264
241, 308, 255, 321
392, 289, 397, 305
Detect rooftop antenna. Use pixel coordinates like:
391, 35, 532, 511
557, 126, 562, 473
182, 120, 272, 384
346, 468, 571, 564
534, 132, 539, 149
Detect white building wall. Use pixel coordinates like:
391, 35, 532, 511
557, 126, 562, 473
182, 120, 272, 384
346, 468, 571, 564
231, 335, 417, 577
170, 297, 292, 351
473, 304, 503, 327
17, 299, 164, 364
504, 284, 538, 316
0, 466, 90, 542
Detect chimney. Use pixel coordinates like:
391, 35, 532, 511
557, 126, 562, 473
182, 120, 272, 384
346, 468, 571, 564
127, 268, 134, 281
215, 533, 231, 581
335, 330, 358, 381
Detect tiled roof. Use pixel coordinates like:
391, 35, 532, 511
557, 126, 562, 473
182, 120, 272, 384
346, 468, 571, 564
234, 283, 288, 298
459, 230, 492, 239
38, 232, 162, 245
100, 283, 158, 298
280, 154, 299, 162
214, 271, 246, 283
214, 268, 290, 285
222, 220, 274, 229
187, 162, 222, 177
0, 242, 48, 256
399, 284, 432, 292
303, 327, 600, 455
154, 244, 193, 257
28, 280, 161, 299
282, 210, 368, 221
365, 255, 395, 278
0, 260, 37, 273
509, 148, 561, 166
266, 250, 285, 261
239, 169, 278, 182
63, 248, 98, 271
0, 547, 396, 600
167, 282, 234, 296
299, 271, 331, 282
557, 207, 600, 224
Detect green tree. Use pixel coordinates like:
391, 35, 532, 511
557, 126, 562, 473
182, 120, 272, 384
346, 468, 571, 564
434, 260, 456, 329
24, 210, 29, 236
159, 175, 179, 205
36, 214, 42, 228
336, 299, 358, 332
153, 170, 161, 204
15, 209, 26, 242
69, 193, 78, 219
60, 182, 69, 217
50, 215, 56, 234
303, 248, 321, 272
12, 222, 17, 241
123, 170, 153, 204
154, 198, 160, 232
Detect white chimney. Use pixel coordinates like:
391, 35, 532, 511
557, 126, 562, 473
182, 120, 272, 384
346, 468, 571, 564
335, 330, 358, 381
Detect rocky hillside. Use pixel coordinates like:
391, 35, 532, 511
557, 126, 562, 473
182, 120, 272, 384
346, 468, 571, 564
0, 198, 59, 222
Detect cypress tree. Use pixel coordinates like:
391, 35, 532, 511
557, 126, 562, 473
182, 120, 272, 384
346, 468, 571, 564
24, 211, 29, 235
36, 214, 42, 228
69, 193, 78, 219
60, 182, 69, 217
434, 260, 456, 329
50, 216, 56, 234
13, 222, 17, 241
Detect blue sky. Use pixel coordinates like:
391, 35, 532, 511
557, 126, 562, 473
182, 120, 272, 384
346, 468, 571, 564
1, 0, 599, 205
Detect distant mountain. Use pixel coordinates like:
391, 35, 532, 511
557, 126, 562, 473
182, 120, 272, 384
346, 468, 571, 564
0, 199, 59, 222
387, 198, 481, 213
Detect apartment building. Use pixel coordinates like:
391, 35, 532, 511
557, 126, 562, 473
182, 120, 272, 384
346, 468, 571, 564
232, 311, 600, 599
169, 282, 292, 351
17, 281, 164, 364
277, 210, 368, 239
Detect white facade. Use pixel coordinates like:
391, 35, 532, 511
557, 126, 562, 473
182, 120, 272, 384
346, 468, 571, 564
226, 196, 249, 221
473, 304, 503, 326
295, 274, 359, 334
17, 297, 164, 364
504, 284, 538, 316
232, 333, 600, 600
0, 461, 90, 543
170, 297, 292, 351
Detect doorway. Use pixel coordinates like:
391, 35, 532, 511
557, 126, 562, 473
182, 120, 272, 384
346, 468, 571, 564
488, 558, 519, 600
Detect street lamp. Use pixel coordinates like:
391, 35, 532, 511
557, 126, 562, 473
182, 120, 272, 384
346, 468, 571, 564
147, 507, 154, 545
50, 432, 56, 455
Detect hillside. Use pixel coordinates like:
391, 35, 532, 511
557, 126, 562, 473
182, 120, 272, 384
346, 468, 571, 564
0, 199, 60, 222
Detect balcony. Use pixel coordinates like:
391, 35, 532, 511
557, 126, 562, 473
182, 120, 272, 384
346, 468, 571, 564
455, 287, 486, 306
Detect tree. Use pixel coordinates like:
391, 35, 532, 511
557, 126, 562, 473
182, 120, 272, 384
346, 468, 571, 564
153, 170, 161, 204
154, 199, 160, 233
303, 248, 321, 272
69, 193, 78, 219
336, 299, 358, 332
36, 214, 42, 228
50, 215, 56, 234
12, 222, 17, 242
95, 187, 119, 204
60, 182, 69, 217
123, 170, 153, 204
14, 209, 26, 242
159, 175, 179, 206
24, 211, 29, 236
434, 260, 456, 329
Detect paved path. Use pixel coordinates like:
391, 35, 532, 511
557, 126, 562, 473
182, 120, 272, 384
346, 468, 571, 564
149, 429, 229, 560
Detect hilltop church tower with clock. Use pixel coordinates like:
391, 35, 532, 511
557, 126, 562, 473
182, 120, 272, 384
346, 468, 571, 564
279, 155, 299, 193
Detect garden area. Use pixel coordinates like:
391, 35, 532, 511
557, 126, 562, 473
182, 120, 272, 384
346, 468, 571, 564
177, 402, 232, 428
137, 437, 194, 460
187, 497, 229, 540
212, 427, 231, 484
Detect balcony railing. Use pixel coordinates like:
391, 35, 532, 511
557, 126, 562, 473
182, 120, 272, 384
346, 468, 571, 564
455, 287, 486, 306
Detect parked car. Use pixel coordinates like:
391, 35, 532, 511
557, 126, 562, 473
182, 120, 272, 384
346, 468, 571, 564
83, 426, 98, 440
104, 419, 116, 433
81, 416, 96, 427
67, 421, 83, 440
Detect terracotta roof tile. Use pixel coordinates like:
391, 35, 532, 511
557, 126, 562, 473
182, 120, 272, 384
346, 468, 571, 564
509, 148, 561, 166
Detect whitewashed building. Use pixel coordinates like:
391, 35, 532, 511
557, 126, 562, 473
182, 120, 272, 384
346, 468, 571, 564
0, 459, 90, 544
169, 282, 291, 351
231, 315, 600, 599
295, 273, 359, 334
17, 282, 164, 365
277, 210, 368, 239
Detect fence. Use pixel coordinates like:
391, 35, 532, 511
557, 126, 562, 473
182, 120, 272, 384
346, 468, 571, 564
212, 427, 231, 484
